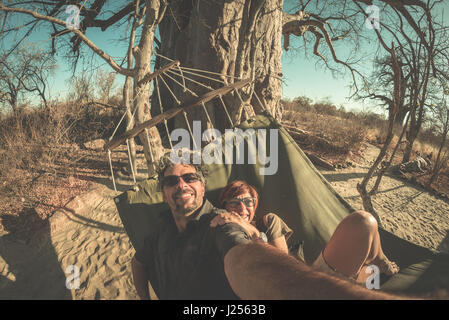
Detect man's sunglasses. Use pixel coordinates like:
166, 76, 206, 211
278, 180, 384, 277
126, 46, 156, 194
162, 173, 201, 187
226, 197, 256, 208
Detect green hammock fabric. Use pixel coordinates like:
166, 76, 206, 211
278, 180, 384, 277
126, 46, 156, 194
115, 112, 449, 295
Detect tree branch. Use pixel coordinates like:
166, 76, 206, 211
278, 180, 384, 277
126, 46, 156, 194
282, 11, 364, 94
0, 4, 134, 77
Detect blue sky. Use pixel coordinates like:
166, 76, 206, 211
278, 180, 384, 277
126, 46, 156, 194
5, 0, 449, 113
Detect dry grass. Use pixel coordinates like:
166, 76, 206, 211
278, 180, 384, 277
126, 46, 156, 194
282, 109, 367, 163
0, 103, 123, 233
1, 99, 448, 233
281, 100, 449, 198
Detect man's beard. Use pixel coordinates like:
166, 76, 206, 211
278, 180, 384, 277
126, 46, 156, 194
173, 189, 202, 216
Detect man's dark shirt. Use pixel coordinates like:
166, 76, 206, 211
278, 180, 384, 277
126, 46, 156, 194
134, 200, 251, 299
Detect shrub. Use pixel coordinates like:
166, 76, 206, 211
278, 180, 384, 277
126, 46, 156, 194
313, 102, 338, 116
0, 102, 122, 201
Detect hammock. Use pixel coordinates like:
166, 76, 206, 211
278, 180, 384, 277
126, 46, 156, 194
114, 112, 449, 295
109, 59, 449, 296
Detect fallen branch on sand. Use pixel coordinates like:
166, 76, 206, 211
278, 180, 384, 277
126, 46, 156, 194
303, 151, 335, 171
283, 124, 347, 154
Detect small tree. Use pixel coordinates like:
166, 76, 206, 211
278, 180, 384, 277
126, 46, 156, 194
428, 97, 449, 187
67, 70, 95, 105
95, 69, 116, 104
0, 45, 56, 112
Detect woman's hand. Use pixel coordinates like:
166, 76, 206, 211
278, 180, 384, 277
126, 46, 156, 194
210, 212, 260, 239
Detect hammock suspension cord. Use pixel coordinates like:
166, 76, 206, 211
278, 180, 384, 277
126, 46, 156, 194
107, 85, 145, 191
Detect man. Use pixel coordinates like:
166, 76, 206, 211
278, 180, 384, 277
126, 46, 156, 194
131, 156, 251, 299
131, 156, 404, 300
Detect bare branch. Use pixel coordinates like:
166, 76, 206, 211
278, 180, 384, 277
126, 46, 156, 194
0, 3, 134, 77
300, 0, 312, 12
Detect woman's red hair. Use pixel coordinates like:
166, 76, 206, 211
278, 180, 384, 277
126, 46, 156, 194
217, 180, 259, 211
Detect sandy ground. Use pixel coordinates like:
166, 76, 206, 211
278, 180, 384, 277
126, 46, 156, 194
0, 143, 448, 299
0, 182, 139, 299
321, 143, 449, 254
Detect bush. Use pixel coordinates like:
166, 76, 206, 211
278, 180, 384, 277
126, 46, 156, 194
281, 96, 315, 113
0, 102, 122, 198
313, 102, 338, 116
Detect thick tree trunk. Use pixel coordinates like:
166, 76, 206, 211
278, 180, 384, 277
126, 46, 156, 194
157, 0, 283, 137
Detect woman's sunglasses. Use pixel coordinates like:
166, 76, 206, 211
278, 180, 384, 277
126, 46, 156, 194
162, 173, 201, 187
226, 197, 256, 208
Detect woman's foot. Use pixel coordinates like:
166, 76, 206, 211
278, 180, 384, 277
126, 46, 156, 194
372, 257, 400, 275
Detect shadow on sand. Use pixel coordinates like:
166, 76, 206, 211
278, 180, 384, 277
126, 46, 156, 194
437, 230, 449, 254
0, 208, 72, 299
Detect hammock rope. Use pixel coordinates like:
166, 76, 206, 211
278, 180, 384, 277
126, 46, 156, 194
108, 85, 145, 191
254, 91, 268, 113
155, 77, 173, 149
167, 68, 215, 91
201, 101, 215, 136
156, 53, 242, 80
219, 94, 234, 127
159, 74, 181, 105
109, 88, 141, 142
163, 71, 199, 98
126, 138, 137, 186
183, 110, 198, 149
108, 149, 117, 191
144, 128, 156, 174
173, 68, 228, 85
157, 73, 200, 148
176, 63, 187, 92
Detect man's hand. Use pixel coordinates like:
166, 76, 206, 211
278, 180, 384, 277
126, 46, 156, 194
210, 212, 260, 239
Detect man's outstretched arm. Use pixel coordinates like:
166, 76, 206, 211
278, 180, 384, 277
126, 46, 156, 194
223, 242, 405, 300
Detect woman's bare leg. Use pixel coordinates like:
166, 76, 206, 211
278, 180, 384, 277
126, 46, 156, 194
269, 236, 289, 255
322, 210, 398, 282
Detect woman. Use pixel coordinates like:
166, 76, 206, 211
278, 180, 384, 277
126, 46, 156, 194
212, 180, 292, 254
211, 180, 400, 283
